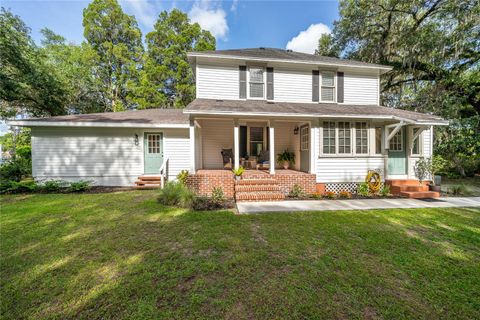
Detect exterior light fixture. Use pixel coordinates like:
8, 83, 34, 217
293, 126, 299, 135
134, 134, 139, 146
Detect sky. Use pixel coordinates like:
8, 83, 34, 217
1, 0, 339, 134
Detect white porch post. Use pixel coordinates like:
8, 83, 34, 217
383, 124, 389, 178
189, 119, 196, 172
233, 119, 240, 170
269, 121, 275, 174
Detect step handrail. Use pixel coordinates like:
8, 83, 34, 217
159, 158, 169, 188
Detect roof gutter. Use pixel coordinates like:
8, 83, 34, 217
7, 120, 190, 129
187, 53, 393, 73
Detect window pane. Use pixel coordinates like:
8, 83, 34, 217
322, 121, 336, 154
338, 122, 351, 154
412, 128, 420, 154
389, 129, 403, 151
321, 87, 334, 101
355, 122, 368, 154
375, 127, 382, 154
250, 142, 263, 157
250, 68, 263, 82
322, 73, 334, 86
250, 83, 264, 98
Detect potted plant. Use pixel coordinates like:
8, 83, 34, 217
428, 155, 447, 192
414, 157, 429, 185
276, 150, 295, 169
232, 166, 245, 181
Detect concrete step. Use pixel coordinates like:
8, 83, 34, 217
235, 191, 285, 201
399, 191, 440, 199
235, 178, 277, 185
235, 184, 281, 192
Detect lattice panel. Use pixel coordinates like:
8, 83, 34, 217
325, 182, 384, 194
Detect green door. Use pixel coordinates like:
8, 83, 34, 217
300, 124, 310, 172
144, 132, 163, 174
387, 127, 406, 175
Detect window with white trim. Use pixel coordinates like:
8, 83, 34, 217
412, 127, 422, 155
389, 129, 403, 151
323, 121, 336, 154
249, 67, 264, 99
300, 126, 309, 151
375, 127, 383, 154
355, 122, 368, 154
338, 122, 351, 154
321, 72, 335, 102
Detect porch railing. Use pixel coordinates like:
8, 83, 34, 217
159, 158, 169, 188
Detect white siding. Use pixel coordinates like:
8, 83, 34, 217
343, 72, 379, 105
31, 127, 190, 186
196, 63, 239, 100
408, 127, 432, 178
273, 69, 312, 103
200, 119, 234, 169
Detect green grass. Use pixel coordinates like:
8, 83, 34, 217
1, 191, 479, 319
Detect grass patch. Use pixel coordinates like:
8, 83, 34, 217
1, 191, 479, 319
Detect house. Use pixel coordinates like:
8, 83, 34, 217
9, 48, 448, 200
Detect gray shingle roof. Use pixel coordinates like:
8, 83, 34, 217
188, 48, 392, 70
13, 108, 189, 124
185, 99, 447, 124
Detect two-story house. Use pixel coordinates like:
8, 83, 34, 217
10, 48, 448, 200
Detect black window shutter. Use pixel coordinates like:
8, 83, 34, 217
239, 66, 247, 99
266, 67, 274, 100
337, 72, 344, 103
312, 70, 319, 102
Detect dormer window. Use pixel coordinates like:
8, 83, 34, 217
249, 67, 264, 99
321, 72, 335, 102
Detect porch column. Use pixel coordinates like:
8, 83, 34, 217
233, 119, 240, 170
189, 119, 196, 172
269, 121, 275, 174
383, 125, 389, 178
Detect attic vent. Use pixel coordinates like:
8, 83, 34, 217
259, 47, 265, 50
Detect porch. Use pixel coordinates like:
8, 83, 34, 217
186, 169, 317, 201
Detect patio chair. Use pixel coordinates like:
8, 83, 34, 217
256, 150, 270, 170
221, 148, 234, 169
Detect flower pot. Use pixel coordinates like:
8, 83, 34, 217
283, 161, 290, 169
234, 175, 241, 181
429, 184, 441, 192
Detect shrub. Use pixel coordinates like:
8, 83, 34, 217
357, 182, 370, 197
339, 190, 352, 199
69, 180, 92, 192
0, 158, 31, 182
191, 196, 233, 211
176, 170, 189, 185
414, 157, 431, 184
324, 191, 336, 199
289, 184, 305, 198
0, 179, 38, 194
211, 187, 225, 203
42, 180, 68, 193
158, 181, 195, 208
379, 185, 391, 197
310, 193, 323, 200
448, 184, 471, 196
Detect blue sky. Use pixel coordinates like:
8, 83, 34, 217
0, 0, 339, 134
2, 0, 339, 52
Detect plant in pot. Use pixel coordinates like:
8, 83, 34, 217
232, 166, 245, 181
277, 150, 295, 169
428, 155, 447, 192
414, 157, 429, 186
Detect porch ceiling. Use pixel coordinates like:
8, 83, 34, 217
185, 99, 448, 125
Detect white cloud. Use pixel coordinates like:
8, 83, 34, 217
121, 0, 157, 27
286, 23, 331, 54
189, 3, 229, 40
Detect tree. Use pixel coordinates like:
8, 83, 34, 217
316, 34, 339, 57
40, 28, 105, 114
0, 8, 68, 118
83, 0, 143, 111
130, 9, 215, 109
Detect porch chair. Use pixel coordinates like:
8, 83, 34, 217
256, 150, 270, 170
221, 148, 234, 170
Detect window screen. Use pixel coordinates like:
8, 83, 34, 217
323, 121, 335, 154
338, 122, 351, 154
249, 68, 264, 98
321, 72, 335, 102
355, 122, 368, 154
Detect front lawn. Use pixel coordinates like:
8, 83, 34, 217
1, 191, 479, 319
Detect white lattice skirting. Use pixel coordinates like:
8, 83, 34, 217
325, 182, 385, 194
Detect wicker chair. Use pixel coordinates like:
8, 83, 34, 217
221, 148, 234, 169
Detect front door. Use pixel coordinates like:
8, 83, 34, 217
144, 132, 163, 174
388, 127, 406, 175
300, 124, 309, 172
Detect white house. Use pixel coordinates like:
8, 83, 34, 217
9, 48, 447, 200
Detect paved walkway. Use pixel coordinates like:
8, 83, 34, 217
237, 197, 480, 214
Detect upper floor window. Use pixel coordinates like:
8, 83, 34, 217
321, 72, 335, 102
249, 67, 264, 99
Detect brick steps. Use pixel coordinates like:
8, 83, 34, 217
386, 179, 439, 199
235, 178, 284, 201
